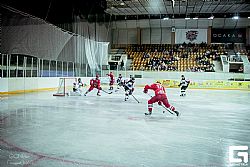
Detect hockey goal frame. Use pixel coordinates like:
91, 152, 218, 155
53, 77, 78, 96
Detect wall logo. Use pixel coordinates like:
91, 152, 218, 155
229, 146, 248, 165
212, 33, 243, 38
211, 28, 246, 43
186, 30, 198, 41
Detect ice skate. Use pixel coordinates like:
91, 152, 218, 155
174, 110, 179, 116
144, 111, 152, 115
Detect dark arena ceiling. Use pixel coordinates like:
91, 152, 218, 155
1, 0, 250, 23
0, 0, 108, 23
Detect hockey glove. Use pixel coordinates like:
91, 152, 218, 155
158, 101, 162, 106
143, 89, 148, 94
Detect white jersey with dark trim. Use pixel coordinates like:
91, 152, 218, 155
124, 80, 134, 90
180, 79, 189, 87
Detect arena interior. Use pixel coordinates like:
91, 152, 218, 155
0, 0, 250, 167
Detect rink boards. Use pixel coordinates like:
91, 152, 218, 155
158, 79, 250, 90
1, 77, 250, 95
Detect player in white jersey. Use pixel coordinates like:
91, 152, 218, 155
116, 74, 124, 90
178, 75, 190, 96
124, 77, 135, 101
71, 78, 85, 95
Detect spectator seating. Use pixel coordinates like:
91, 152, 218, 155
125, 44, 228, 72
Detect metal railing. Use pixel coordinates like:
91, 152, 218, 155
1, 53, 249, 81
0, 54, 93, 78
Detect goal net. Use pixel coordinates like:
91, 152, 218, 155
53, 78, 78, 96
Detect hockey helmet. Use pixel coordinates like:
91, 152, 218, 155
96, 74, 99, 78
131, 77, 135, 81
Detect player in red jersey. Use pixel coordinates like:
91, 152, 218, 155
143, 81, 179, 116
84, 74, 102, 96
106, 72, 115, 90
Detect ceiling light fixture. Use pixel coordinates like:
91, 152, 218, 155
120, 1, 125, 5
185, 17, 190, 20
193, 17, 198, 20
232, 16, 239, 20
248, 17, 250, 19
172, 0, 175, 7
163, 17, 169, 20
208, 15, 214, 20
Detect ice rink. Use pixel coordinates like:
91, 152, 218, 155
0, 87, 250, 167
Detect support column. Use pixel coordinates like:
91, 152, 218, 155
246, 26, 250, 45
137, 27, 141, 45
171, 30, 175, 45
207, 26, 212, 45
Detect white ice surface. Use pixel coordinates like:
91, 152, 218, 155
0, 87, 250, 167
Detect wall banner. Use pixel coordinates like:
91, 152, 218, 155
211, 28, 246, 43
157, 79, 250, 90
175, 29, 207, 44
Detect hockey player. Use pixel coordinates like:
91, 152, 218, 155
143, 81, 179, 116
106, 72, 115, 90
124, 77, 135, 101
84, 74, 102, 96
116, 74, 124, 90
178, 75, 190, 96
71, 78, 85, 95
73, 78, 85, 92
73, 82, 79, 92
71, 82, 82, 96
77, 78, 84, 88
123, 75, 133, 86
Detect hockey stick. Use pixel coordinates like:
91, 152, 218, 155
121, 85, 140, 103
115, 84, 139, 103
114, 85, 124, 92
131, 94, 140, 103
114, 82, 124, 92
101, 89, 112, 94
160, 104, 175, 115
146, 93, 177, 116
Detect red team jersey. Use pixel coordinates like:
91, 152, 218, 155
107, 73, 114, 80
144, 83, 166, 96
90, 78, 100, 87
144, 83, 177, 114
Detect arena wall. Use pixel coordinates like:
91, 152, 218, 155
1, 72, 250, 94
0, 77, 92, 94
111, 18, 250, 45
